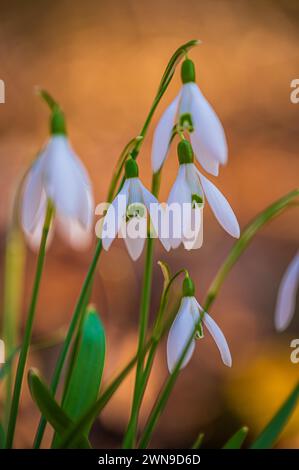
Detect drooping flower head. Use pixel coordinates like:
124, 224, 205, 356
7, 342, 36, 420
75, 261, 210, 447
152, 58, 227, 176
167, 140, 240, 249
100, 157, 169, 260
275, 251, 299, 331
167, 275, 232, 373
21, 106, 94, 250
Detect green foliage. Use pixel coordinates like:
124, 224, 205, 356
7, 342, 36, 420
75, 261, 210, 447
251, 383, 299, 449
52, 307, 106, 447
223, 426, 248, 449
28, 369, 90, 448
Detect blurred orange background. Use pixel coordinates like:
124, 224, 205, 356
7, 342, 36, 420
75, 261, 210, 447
0, 0, 299, 448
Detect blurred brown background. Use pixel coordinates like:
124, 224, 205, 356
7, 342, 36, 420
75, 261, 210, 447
0, 0, 299, 448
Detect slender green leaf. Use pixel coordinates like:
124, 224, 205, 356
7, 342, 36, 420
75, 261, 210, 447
0, 423, 5, 449
192, 432, 204, 449
2, 224, 26, 428
63, 308, 105, 423
250, 383, 299, 449
28, 368, 90, 448
158, 261, 171, 289
0, 348, 19, 381
223, 426, 248, 449
52, 307, 105, 447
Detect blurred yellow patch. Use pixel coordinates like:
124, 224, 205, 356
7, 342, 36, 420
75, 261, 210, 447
226, 339, 299, 444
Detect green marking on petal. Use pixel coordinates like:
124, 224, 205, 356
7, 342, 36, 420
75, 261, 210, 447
195, 322, 204, 339
179, 113, 194, 132
192, 193, 204, 208
177, 140, 194, 165
126, 203, 146, 221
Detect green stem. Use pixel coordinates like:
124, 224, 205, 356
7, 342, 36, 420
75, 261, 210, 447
1, 172, 28, 430
5, 201, 54, 448
123, 172, 161, 449
125, 271, 184, 437
2, 227, 26, 430
33, 239, 102, 448
123, 235, 155, 449
138, 187, 299, 448
191, 432, 204, 449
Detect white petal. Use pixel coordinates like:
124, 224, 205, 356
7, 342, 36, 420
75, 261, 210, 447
203, 313, 232, 367
198, 171, 240, 238
139, 181, 170, 251
23, 202, 54, 251
101, 180, 129, 251
179, 83, 193, 115
151, 93, 180, 173
183, 206, 203, 250
127, 178, 143, 205
184, 163, 204, 199
75, 185, 94, 230
190, 132, 220, 176
21, 153, 46, 233
189, 83, 227, 167
167, 297, 197, 373
121, 219, 146, 261
42, 136, 92, 221
56, 216, 92, 251
275, 252, 299, 331
167, 165, 192, 249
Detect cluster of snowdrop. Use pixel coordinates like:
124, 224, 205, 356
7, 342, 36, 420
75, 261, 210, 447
100, 58, 240, 258
20, 56, 239, 373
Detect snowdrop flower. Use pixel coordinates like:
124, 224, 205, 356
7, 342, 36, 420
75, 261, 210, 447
167, 141, 240, 249
152, 58, 227, 176
275, 251, 299, 331
101, 158, 169, 260
167, 276, 232, 373
21, 108, 94, 250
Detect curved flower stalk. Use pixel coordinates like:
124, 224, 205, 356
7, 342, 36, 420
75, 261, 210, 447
152, 58, 227, 176
275, 251, 299, 331
100, 157, 169, 260
21, 107, 94, 250
167, 275, 232, 373
167, 140, 240, 249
